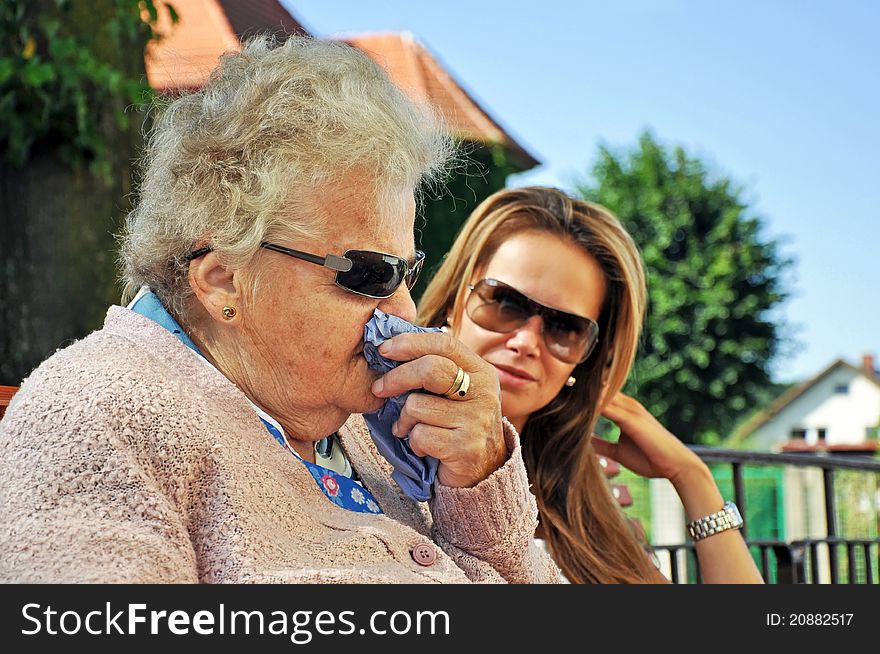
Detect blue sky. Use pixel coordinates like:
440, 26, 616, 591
283, 0, 879, 383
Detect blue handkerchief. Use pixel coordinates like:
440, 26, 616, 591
363, 309, 442, 501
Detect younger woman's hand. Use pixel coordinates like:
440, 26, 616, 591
591, 392, 707, 485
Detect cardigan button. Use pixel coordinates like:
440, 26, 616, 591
411, 541, 437, 566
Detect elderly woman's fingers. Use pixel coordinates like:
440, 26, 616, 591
372, 332, 500, 403
392, 392, 459, 436
376, 331, 480, 370
406, 422, 478, 460
404, 423, 444, 457
369, 330, 507, 487
407, 422, 502, 489
371, 354, 462, 398
382, 366, 505, 487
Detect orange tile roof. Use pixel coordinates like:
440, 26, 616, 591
144, 3, 538, 169
146, 0, 310, 92
146, 0, 242, 92
780, 440, 879, 454
216, 0, 311, 39
344, 33, 539, 171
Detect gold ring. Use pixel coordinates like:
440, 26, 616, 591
455, 371, 470, 398
443, 367, 471, 400
442, 367, 465, 397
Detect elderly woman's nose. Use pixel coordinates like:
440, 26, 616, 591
379, 286, 417, 323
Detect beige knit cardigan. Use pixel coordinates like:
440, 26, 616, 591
0, 307, 560, 584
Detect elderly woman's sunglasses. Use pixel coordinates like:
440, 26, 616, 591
466, 278, 600, 364
187, 243, 425, 299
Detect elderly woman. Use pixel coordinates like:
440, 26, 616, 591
0, 37, 559, 583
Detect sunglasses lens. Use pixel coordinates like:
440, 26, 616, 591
467, 279, 599, 364
336, 251, 405, 298
467, 281, 531, 332
404, 251, 425, 290
543, 312, 599, 364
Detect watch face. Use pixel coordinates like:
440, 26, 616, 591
725, 502, 744, 526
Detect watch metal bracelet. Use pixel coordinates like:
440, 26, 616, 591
687, 501, 743, 542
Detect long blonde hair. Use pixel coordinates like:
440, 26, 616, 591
418, 186, 661, 583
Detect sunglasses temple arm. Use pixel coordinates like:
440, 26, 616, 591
323, 253, 353, 273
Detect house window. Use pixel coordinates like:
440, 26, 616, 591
790, 428, 807, 440
834, 384, 849, 394
817, 428, 827, 441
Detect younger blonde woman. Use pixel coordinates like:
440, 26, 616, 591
417, 186, 763, 583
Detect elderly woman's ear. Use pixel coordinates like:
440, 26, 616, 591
188, 251, 243, 324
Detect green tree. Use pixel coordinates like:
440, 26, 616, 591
414, 143, 518, 301
577, 131, 792, 444
0, 0, 171, 385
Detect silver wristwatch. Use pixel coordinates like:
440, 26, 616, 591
687, 501, 743, 542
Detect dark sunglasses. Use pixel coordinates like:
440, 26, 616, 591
466, 278, 600, 364
187, 243, 425, 299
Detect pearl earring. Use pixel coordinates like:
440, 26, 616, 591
565, 376, 576, 387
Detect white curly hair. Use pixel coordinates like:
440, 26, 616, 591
120, 34, 452, 322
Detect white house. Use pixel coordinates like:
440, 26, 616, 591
642, 356, 879, 581
734, 354, 880, 452
727, 355, 880, 572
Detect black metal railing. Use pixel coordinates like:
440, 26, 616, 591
652, 447, 880, 584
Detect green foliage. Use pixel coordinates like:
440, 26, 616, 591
835, 470, 879, 539
0, 0, 174, 385
613, 467, 653, 539
577, 131, 792, 444
833, 470, 879, 583
413, 142, 517, 301
0, 0, 174, 180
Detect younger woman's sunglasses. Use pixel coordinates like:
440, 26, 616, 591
466, 278, 600, 364
187, 243, 425, 299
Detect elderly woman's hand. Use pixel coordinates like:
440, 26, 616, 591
370, 332, 507, 488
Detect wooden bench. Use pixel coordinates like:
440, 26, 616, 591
0, 385, 19, 420
597, 454, 634, 507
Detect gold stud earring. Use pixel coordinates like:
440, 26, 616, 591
222, 306, 237, 320
565, 376, 576, 387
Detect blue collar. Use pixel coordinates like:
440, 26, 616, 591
125, 287, 383, 514
128, 288, 201, 355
